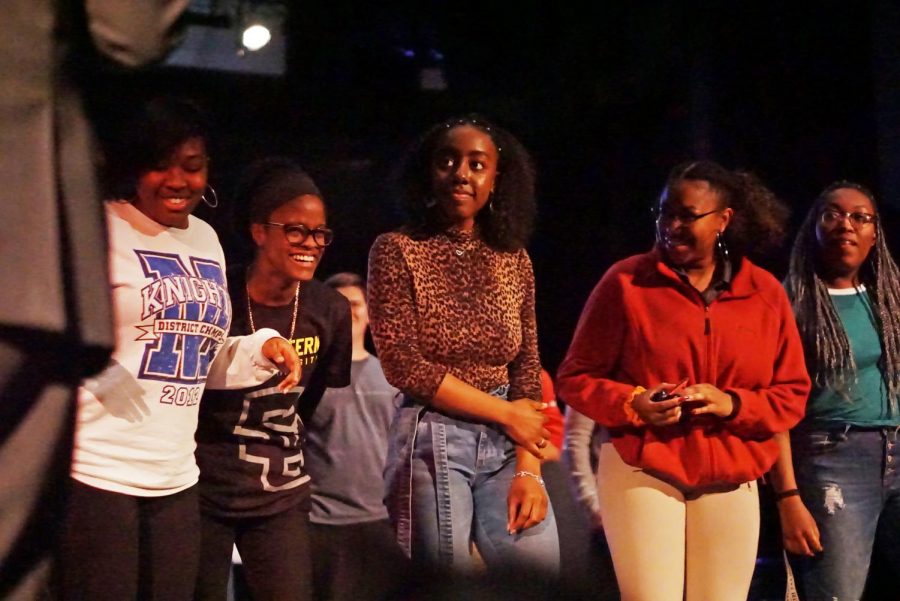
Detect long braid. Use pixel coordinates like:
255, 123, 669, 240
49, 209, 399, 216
785, 205, 855, 395
786, 181, 900, 413
868, 220, 900, 412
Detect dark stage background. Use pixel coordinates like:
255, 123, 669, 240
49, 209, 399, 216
77, 3, 900, 597
87, 1, 898, 378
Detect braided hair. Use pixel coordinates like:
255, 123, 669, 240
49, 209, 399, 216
784, 181, 900, 410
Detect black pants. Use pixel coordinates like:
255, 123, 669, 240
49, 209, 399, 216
310, 519, 407, 601
196, 503, 312, 601
57, 479, 200, 600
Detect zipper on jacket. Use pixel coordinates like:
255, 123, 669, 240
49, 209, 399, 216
704, 304, 713, 384
704, 305, 711, 335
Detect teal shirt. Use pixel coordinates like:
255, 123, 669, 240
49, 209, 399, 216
805, 287, 898, 426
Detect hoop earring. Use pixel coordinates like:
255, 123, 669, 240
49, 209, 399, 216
202, 185, 219, 208
424, 196, 437, 209
716, 231, 730, 262
487, 193, 495, 214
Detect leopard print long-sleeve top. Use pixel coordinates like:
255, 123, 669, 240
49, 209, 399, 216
367, 228, 542, 403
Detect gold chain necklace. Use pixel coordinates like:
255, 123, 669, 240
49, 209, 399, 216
246, 278, 300, 340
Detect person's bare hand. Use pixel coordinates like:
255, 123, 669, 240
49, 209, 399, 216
631, 383, 683, 426
501, 399, 550, 459
680, 383, 734, 418
261, 337, 302, 392
778, 496, 823, 556
507, 474, 548, 534
540, 440, 561, 463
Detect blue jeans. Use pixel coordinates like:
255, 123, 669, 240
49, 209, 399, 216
788, 425, 900, 601
385, 390, 559, 575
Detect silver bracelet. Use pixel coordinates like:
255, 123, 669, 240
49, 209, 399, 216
513, 470, 545, 487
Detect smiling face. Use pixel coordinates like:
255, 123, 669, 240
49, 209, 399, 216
430, 124, 499, 230
251, 195, 327, 283
133, 137, 208, 229
656, 179, 732, 269
815, 187, 877, 286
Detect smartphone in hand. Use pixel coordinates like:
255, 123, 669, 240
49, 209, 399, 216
650, 378, 688, 402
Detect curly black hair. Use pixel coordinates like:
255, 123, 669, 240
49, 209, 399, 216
660, 160, 789, 261
104, 96, 210, 199
399, 114, 536, 252
784, 181, 900, 409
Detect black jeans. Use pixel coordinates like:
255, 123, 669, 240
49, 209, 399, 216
310, 519, 407, 601
57, 479, 200, 600
196, 503, 312, 601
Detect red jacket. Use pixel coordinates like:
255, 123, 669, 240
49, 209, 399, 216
556, 250, 810, 490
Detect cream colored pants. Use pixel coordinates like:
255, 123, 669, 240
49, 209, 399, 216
597, 443, 759, 601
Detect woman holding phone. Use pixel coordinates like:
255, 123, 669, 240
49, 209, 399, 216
557, 160, 810, 601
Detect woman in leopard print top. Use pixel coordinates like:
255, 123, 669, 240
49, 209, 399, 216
368, 115, 560, 575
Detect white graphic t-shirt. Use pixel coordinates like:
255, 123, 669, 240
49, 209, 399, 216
72, 201, 279, 497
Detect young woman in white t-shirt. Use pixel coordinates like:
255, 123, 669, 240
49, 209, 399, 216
57, 97, 301, 601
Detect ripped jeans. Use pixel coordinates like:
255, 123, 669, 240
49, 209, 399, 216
788, 425, 900, 601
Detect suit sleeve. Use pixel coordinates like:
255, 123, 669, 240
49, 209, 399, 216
86, 0, 190, 67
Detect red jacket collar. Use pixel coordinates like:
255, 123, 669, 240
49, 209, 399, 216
642, 247, 758, 300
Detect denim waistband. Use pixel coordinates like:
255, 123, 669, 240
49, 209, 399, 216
400, 383, 510, 409
794, 423, 900, 434
795, 423, 900, 441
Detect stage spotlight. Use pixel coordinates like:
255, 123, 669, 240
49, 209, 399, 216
165, 0, 286, 75
241, 23, 271, 51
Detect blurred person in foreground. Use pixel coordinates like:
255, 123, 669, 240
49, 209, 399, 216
0, 2, 190, 598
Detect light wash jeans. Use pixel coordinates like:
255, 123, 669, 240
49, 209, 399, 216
385, 388, 559, 575
788, 425, 900, 601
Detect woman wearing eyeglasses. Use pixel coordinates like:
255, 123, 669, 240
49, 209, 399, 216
557, 160, 810, 601
194, 157, 352, 601
769, 181, 900, 601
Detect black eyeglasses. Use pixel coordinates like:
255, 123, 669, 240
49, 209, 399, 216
653, 207, 720, 226
819, 209, 877, 229
264, 222, 334, 247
